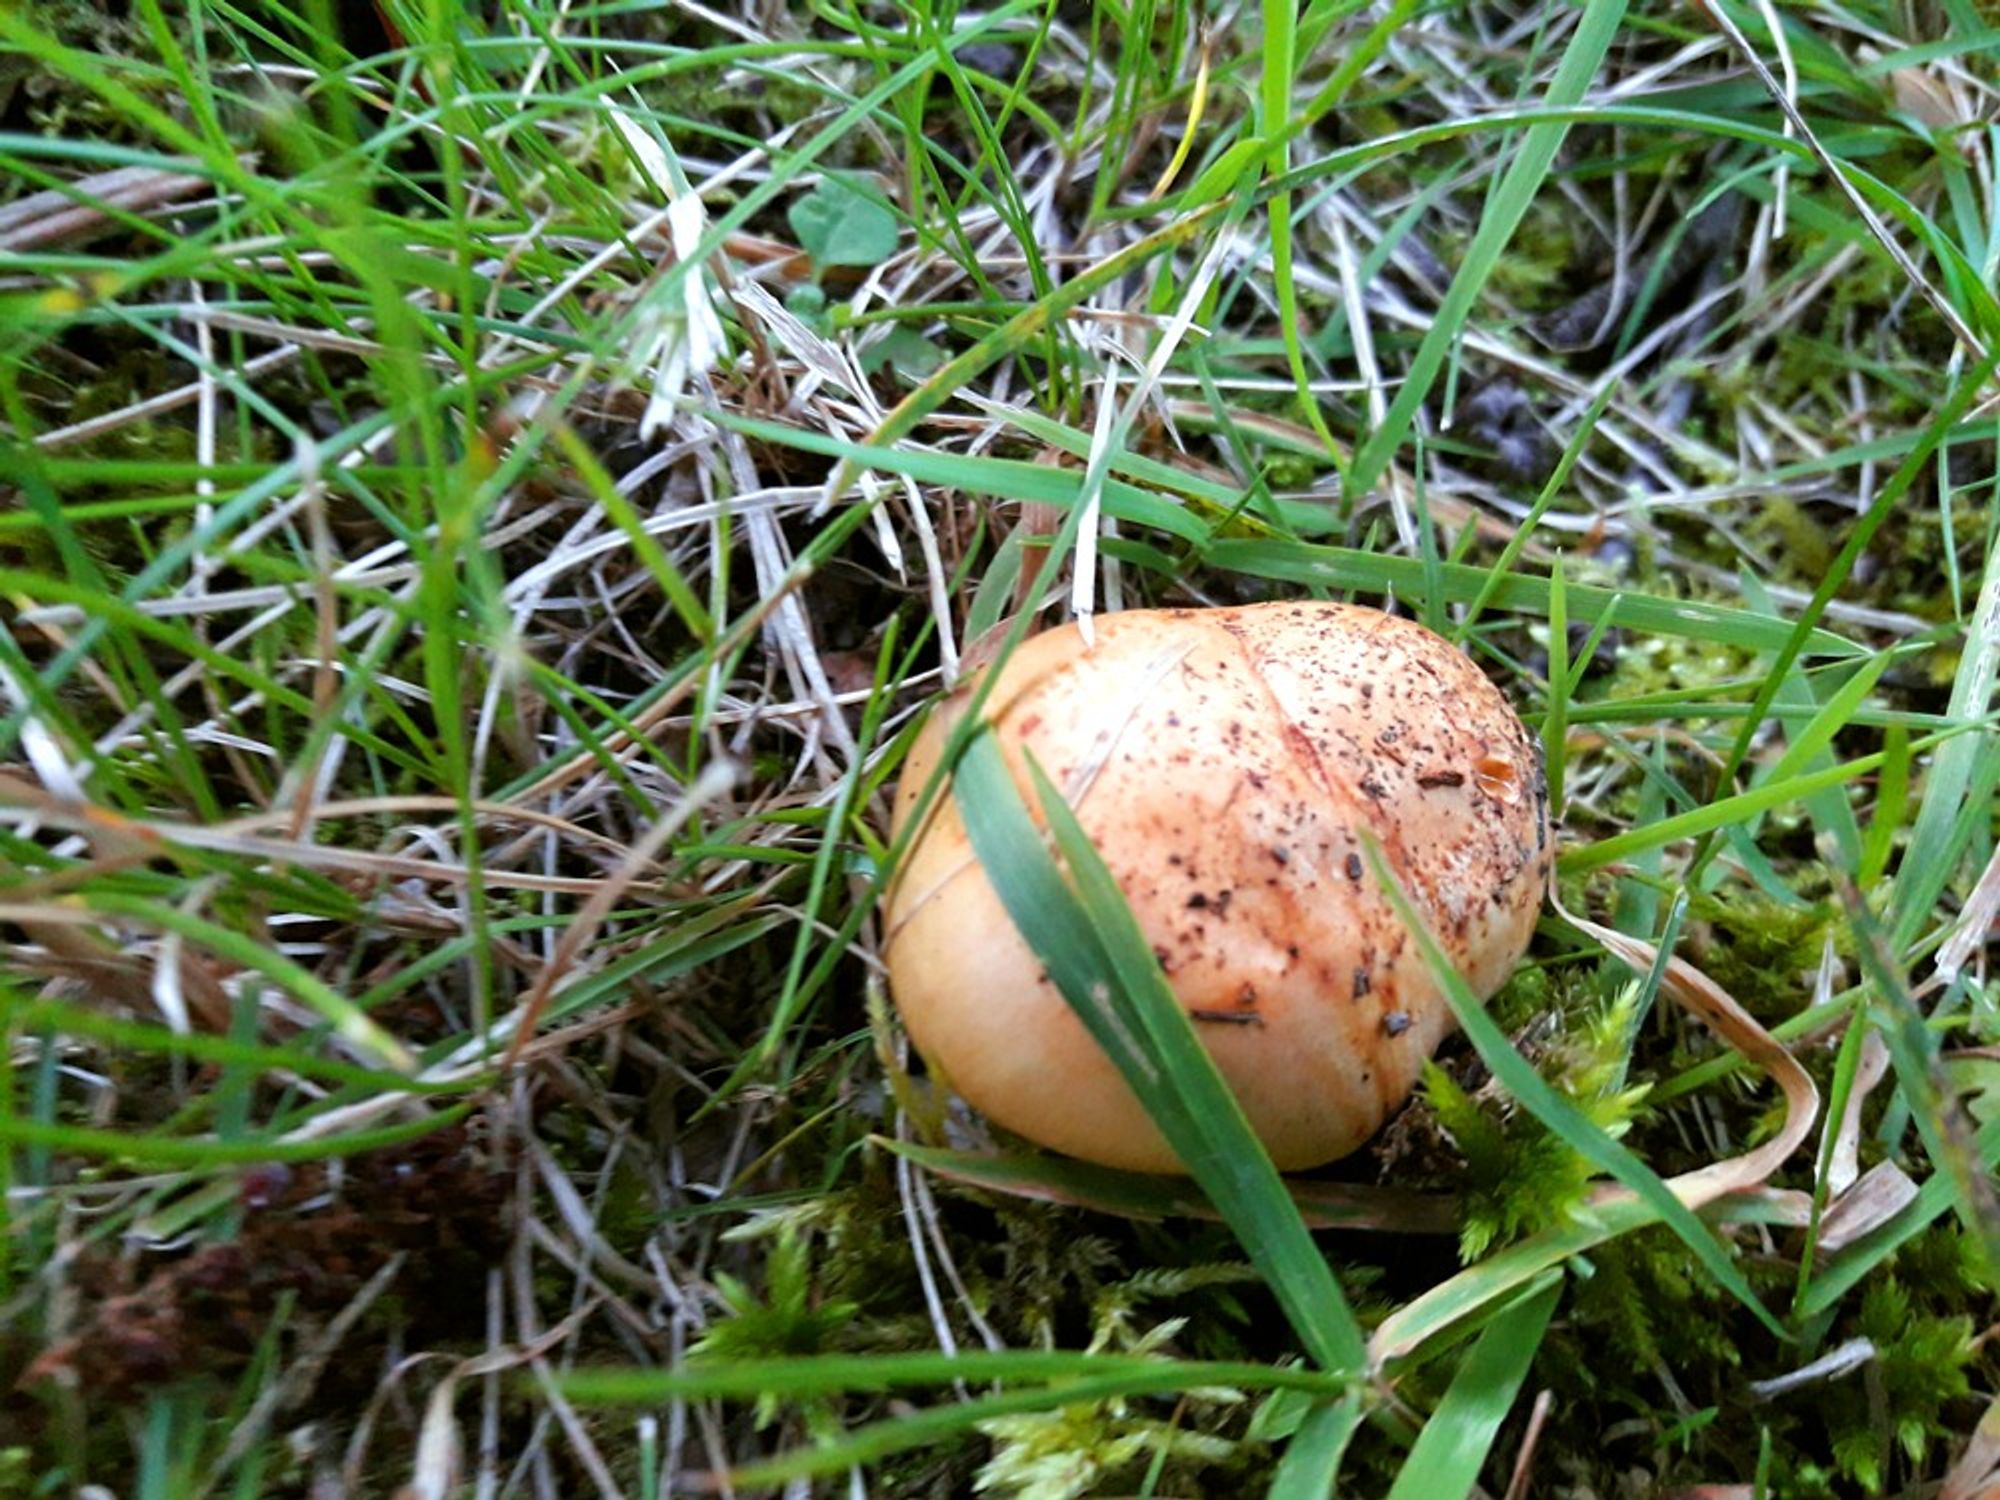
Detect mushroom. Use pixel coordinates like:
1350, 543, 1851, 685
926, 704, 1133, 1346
884, 601, 1552, 1174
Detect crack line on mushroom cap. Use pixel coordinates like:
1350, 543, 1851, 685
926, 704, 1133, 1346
1057, 635, 1199, 806
1213, 610, 1429, 911
1209, 609, 1441, 1120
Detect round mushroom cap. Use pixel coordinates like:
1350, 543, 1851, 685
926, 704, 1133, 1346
885, 601, 1552, 1175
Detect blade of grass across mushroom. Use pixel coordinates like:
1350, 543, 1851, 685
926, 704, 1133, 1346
1361, 840, 1804, 1353
1383, 1276, 1561, 1500
952, 733, 1367, 1377
877, 1138, 1459, 1234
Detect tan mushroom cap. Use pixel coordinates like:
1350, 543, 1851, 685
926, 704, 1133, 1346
884, 601, 1552, 1175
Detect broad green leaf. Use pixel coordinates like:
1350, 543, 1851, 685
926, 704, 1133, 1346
788, 173, 900, 268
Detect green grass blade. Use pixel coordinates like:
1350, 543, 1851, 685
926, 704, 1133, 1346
1843, 887, 2000, 1284
1384, 1277, 1560, 1500
1697, 349, 2000, 885
1345, 0, 1631, 499
1202, 541, 1864, 658
82, 893, 413, 1070
0, 1100, 473, 1168
558, 1350, 1347, 1402
1266, 1394, 1366, 1500
1557, 724, 1988, 875
1800, 1112, 2000, 1318
952, 732, 1366, 1374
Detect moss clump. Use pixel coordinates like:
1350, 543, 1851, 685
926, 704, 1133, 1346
1425, 981, 1651, 1261
1687, 887, 1837, 1021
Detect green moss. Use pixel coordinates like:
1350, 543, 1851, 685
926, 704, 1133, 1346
1425, 980, 1651, 1261
1751, 497, 1838, 584
1483, 200, 1583, 309
1824, 1279, 1976, 1492
1687, 888, 1837, 1021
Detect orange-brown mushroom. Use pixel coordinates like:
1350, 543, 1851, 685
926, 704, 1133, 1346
884, 601, 1552, 1174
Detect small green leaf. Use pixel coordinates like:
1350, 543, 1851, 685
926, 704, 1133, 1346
859, 324, 946, 377
788, 175, 900, 269
785, 281, 831, 333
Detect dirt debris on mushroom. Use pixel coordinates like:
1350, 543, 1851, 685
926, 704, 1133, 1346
885, 601, 1553, 1175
